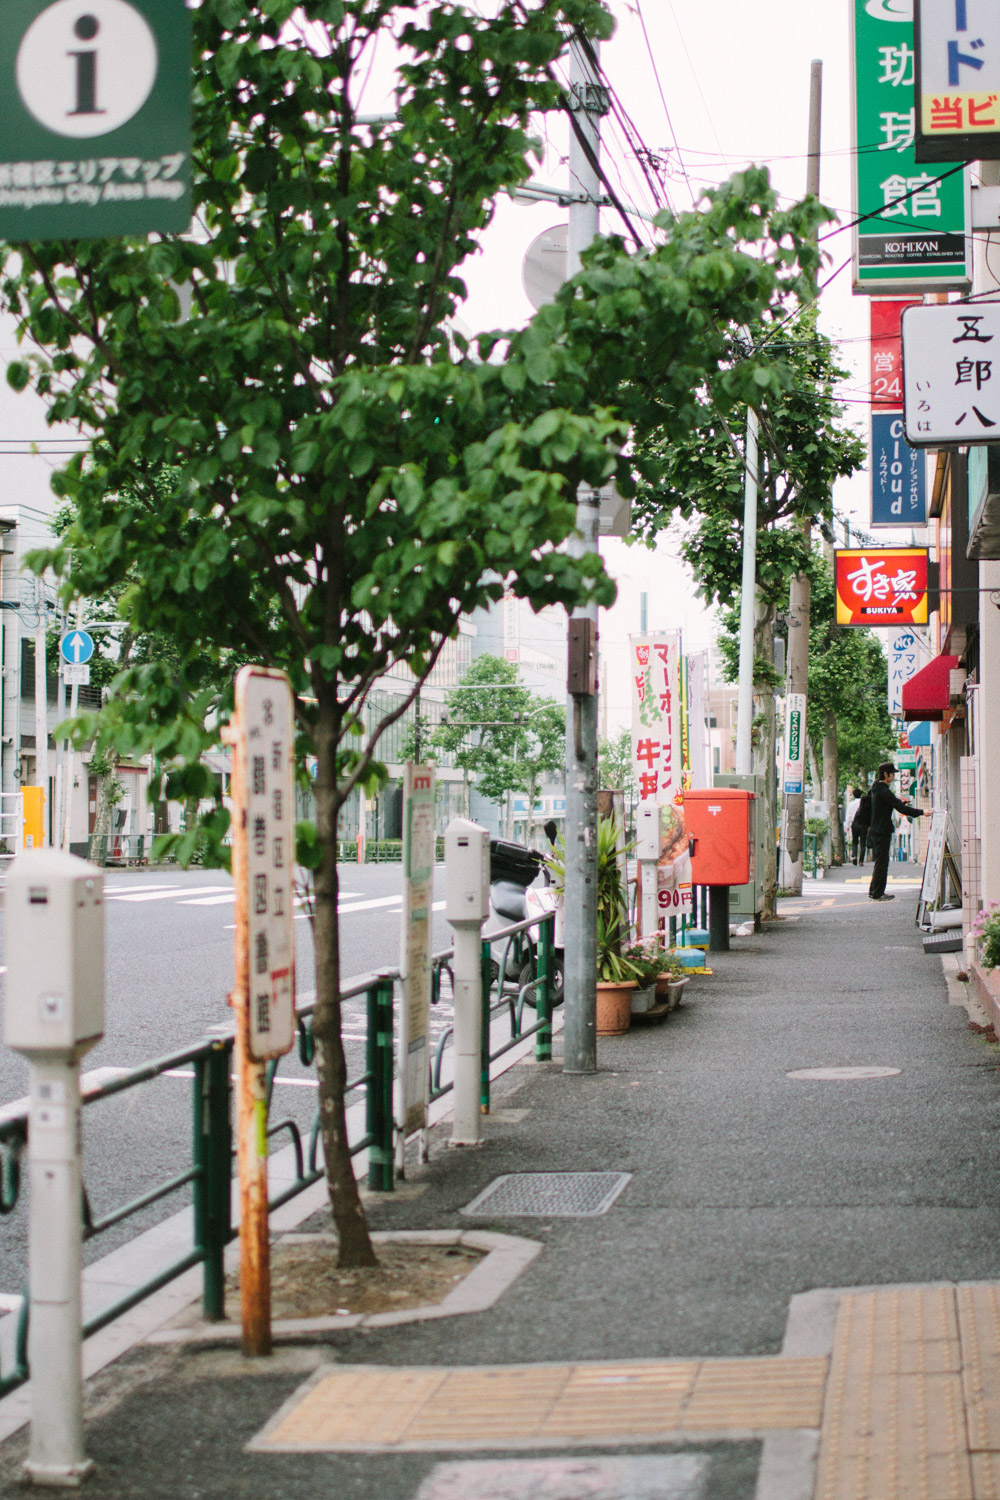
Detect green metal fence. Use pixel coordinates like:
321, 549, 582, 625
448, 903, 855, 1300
0, 910, 554, 1396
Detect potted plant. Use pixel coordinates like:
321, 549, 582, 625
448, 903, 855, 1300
594, 815, 643, 1033
624, 939, 675, 1014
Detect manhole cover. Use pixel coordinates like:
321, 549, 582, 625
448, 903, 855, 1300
786, 1066, 902, 1081
461, 1172, 631, 1218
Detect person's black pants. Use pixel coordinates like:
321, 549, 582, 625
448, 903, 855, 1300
851, 828, 869, 863
869, 832, 892, 898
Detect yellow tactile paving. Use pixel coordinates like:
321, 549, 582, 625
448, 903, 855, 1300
258, 1355, 827, 1450
252, 1279, 1000, 1489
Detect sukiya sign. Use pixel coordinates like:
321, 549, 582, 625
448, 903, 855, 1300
0, 0, 191, 241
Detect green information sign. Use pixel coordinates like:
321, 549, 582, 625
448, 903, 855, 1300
0, 0, 191, 242
852, 0, 970, 293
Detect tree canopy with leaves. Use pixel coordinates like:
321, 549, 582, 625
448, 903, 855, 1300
8, 1, 826, 1263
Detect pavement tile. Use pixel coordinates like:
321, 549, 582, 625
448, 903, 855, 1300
973, 1452, 1000, 1499
959, 1284, 1000, 1452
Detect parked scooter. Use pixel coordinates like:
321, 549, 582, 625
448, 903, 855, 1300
489, 823, 564, 1006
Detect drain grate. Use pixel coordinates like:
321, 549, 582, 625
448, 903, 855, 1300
461, 1171, 631, 1219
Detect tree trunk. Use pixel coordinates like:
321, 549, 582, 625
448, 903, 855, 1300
824, 710, 844, 864
312, 699, 377, 1267
90, 752, 122, 862
806, 736, 821, 800
781, 565, 810, 896
753, 603, 778, 918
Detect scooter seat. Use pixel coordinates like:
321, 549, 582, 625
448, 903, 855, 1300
492, 879, 527, 923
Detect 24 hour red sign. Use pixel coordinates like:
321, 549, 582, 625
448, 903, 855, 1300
834, 547, 929, 627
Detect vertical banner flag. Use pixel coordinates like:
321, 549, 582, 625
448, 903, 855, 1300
852, 0, 970, 292
630, 633, 682, 806
630, 633, 691, 916
782, 692, 807, 797
0, 0, 192, 242
399, 763, 435, 1140
914, 0, 1000, 162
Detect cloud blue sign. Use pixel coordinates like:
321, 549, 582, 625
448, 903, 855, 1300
871, 413, 927, 528
60, 629, 94, 665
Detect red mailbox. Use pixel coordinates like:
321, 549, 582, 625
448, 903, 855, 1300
685, 788, 754, 886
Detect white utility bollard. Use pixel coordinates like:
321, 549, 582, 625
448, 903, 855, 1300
4, 849, 105, 1488
444, 818, 490, 1147
635, 803, 660, 939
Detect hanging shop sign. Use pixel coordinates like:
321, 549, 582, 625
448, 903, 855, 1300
914, 0, 1000, 162
0, 0, 191, 242
888, 627, 926, 713
871, 299, 921, 406
871, 411, 927, 526
852, 0, 970, 292
901, 298, 1000, 445
834, 546, 929, 627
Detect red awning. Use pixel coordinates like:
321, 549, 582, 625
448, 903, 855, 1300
901, 654, 959, 722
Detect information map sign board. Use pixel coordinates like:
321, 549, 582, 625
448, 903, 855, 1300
0, 0, 191, 242
398, 763, 435, 1140
834, 547, 929, 627
229, 666, 296, 1063
852, 0, 970, 292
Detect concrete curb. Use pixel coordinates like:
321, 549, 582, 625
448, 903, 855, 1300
145, 1229, 542, 1345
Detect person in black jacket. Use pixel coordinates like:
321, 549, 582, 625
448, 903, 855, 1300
868, 762, 923, 901
850, 784, 871, 866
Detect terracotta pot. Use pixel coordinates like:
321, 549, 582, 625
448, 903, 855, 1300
596, 981, 634, 1035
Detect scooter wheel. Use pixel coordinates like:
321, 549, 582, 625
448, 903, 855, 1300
517, 956, 564, 1008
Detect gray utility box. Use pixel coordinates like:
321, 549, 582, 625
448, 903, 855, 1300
713, 773, 765, 919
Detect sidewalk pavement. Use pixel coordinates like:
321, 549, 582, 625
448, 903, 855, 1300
4, 865, 1000, 1499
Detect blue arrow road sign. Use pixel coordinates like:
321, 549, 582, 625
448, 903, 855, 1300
60, 630, 94, 666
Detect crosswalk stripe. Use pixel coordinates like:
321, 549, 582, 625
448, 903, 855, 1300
108, 885, 231, 903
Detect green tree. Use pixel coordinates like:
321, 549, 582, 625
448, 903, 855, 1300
598, 728, 637, 806
8, 4, 824, 1263
630, 318, 866, 912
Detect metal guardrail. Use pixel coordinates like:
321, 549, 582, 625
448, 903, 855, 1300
0, 910, 555, 1397
87, 834, 150, 866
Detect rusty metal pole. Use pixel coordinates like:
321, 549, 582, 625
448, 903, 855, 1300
223, 718, 272, 1358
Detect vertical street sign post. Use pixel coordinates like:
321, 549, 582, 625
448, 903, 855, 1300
0, 0, 192, 242
224, 665, 296, 1357
852, 0, 970, 293
397, 762, 435, 1169
782, 693, 806, 797
915, 0, 1000, 162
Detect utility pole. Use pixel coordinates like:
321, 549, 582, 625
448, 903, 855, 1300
735, 411, 759, 776
34, 580, 49, 845
780, 60, 822, 893
562, 34, 603, 1075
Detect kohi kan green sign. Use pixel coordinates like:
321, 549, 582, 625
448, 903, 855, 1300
852, 0, 970, 293
0, 0, 191, 242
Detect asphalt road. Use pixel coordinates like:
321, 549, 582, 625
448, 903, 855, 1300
0, 862, 457, 1296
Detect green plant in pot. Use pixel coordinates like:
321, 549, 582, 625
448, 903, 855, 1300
594, 815, 643, 1032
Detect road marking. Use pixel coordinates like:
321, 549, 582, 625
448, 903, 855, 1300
107, 885, 231, 903
103, 883, 181, 894
0, 1294, 22, 1313
338, 895, 404, 915
179, 893, 235, 906
162, 1069, 318, 1089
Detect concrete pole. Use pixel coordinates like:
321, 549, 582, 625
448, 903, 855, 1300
25, 1060, 92, 1485
1, 528, 21, 836
34, 586, 49, 846
450, 923, 484, 1146
735, 411, 760, 775
562, 35, 602, 1075
60, 602, 84, 853
780, 60, 822, 894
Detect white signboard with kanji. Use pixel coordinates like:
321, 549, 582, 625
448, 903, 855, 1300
902, 300, 1000, 445
629, 632, 681, 806
231, 665, 296, 1061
